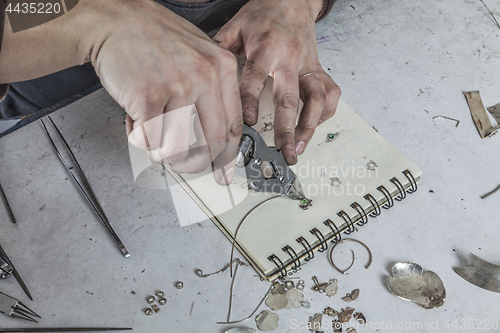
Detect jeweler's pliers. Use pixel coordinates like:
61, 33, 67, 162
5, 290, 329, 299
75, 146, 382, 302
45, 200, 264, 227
236, 124, 306, 201
0, 292, 40, 323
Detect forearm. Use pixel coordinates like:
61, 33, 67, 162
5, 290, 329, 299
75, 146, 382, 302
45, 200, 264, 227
0, 0, 117, 84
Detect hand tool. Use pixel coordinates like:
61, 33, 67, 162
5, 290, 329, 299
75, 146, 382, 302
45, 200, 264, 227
0, 292, 39, 322
236, 124, 307, 201
40, 117, 130, 258
0, 183, 16, 224
0, 243, 32, 300
0, 328, 132, 332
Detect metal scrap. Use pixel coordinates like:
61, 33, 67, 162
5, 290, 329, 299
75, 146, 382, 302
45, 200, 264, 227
453, 253, 500, 293
255, 310, 279, 331
323, 307, 338, 318
387, 262, 446, 309
354, 312, 366, 324
308, 314, 323, 332
463, 91, 500, 138
337, 307, 355, 323
341, 289, 359, 302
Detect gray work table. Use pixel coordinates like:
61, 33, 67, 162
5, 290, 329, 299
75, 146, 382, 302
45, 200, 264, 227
1, 0, 500, 332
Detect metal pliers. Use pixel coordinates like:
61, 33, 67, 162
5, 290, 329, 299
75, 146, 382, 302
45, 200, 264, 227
0, 292, 40, 323
236, 124, 306, 201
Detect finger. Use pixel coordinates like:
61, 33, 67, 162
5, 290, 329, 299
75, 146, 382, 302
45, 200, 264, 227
170, 91, 227, 174
213, 58, 244, 185
155, 103, 193, 165
240, 51, 273, 125
317, 71, 341, 125
126, 100, 165, 156
295, 72, 326, 155
273, 70, 300, 165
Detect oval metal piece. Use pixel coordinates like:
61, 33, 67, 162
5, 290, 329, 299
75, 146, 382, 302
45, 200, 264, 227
387, 262, 445, 309
265, 292, 288, 311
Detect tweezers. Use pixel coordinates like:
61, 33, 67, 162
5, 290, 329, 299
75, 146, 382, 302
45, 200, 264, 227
0, 243, 32, 300
40, 117, 130, 258
0, 291, 40, 322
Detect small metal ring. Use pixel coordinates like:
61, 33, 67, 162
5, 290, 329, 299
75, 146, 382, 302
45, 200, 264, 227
268, 254, 287, 278
282, 245, 301, 269
323, 219, 342, 243
377, 185, 394, 209
350, 202, 368, 226
299, 72, 319, 81
364, 193, 381, 217
337, 210, 355, 234
296, 236, 314, 261
310, 228, 328, 252
403, 169, 418, 193
390, 177, 406, 201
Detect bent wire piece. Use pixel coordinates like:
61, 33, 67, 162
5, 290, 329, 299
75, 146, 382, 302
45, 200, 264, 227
453, 253, 500, 293
0, 243, 32, 300
0, 292, 40, 323
40, 117, 130, 258
328, 239, 372, 275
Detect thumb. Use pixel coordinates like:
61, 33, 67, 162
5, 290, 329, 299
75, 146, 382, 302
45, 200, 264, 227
213, 22, 244, 56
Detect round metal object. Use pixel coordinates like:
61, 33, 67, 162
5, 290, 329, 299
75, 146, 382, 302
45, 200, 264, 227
146, 296, 155, 304
151, 304, 160, 313
175, 281, 184, 289
285, 280, 294, 289
158, 298, 167, 305
254, 157, 262, 166
278, 175, 285, 183
195, 269, 203, 277
155, 290, 165, 298
144, 308, 153, 316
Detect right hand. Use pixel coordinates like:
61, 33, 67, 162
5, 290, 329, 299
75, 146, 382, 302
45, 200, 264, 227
78, 0, 243, 184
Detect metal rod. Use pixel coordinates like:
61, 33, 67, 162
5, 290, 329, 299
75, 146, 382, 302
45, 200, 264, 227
0, 183, 16, 224
432, 115, 460, 127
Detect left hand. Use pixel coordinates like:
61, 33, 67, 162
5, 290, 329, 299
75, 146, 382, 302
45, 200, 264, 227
214, 0, 341, 165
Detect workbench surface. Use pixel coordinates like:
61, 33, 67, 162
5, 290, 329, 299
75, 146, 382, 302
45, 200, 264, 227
0, 0, 499, 332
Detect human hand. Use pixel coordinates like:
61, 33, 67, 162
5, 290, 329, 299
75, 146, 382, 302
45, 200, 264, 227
80, 0, 242, 184
214, 0, 341, 165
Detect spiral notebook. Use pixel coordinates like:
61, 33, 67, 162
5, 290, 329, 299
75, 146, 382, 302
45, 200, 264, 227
166, 81, 423, 281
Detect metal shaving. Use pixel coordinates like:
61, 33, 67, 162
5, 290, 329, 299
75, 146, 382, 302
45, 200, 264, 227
338, 307, 355, 323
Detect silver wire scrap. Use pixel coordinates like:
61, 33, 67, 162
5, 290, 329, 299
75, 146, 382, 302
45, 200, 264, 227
432, 115, 460, 127
40, 117, 129, 258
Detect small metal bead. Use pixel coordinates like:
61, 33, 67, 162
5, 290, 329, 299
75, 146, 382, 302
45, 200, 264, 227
195, 269, 203, 277
144, 308, 153, 316
175, 281, 184, 289
285, 281, 295, 289
146, 296, 155, 304
155, 290, 165, 298
158, 298, 167, 306
151, 304, 160, 313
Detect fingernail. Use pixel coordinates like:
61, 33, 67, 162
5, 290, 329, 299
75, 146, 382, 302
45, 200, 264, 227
295, 141, 306, 155
284, 145, 297, 162
244, 106, 256, 122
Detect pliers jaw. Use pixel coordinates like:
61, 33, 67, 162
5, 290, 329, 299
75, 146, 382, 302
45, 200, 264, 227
0, 253, 13, 279
237, 124, 306, 200
0, 292, 40, 323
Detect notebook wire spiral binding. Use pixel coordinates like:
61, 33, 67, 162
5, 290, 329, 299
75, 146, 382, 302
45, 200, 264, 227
267, 169, 419, 278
